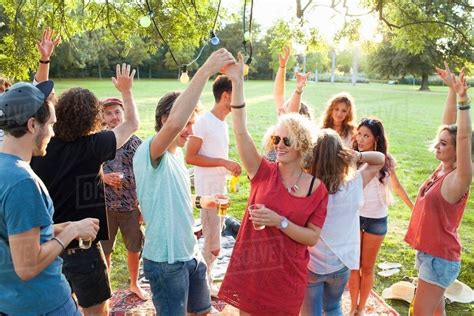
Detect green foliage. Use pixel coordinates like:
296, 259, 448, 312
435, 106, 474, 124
365, 0, 473, 54
0, 0, 219, 80
335, 19, 362, 43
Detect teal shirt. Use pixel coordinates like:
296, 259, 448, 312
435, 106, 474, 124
133, 137, 196, 263
0, 153, 71, 315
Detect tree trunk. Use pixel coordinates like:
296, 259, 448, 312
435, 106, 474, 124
351, 45, 359, 86
419, 73, 430, 91
330, 50, 336, 83
98, 61, 102, 80
149, 64, 152, 78
137, 67, 140, 80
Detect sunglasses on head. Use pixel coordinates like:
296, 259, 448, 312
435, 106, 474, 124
361, 118, 376, 126
271, 135, 292, 147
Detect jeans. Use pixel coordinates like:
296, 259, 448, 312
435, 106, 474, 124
143, 257, 211, 316
416, 251, 460, 289
301, 266, 350, 316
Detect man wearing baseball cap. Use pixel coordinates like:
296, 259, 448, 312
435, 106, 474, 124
0, 81, 100, 315
100, 97, 146, 300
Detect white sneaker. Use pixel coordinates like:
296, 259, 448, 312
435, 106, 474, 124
210, 285, 220, 298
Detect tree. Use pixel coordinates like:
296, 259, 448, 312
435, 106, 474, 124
368, 40, 441, 90
0, 0, 220, 80
294, 0, 473, 89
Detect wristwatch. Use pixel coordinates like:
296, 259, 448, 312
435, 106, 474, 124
278, 216, 289, 230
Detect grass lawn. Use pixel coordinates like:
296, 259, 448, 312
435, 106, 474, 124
55, 79, 474, 314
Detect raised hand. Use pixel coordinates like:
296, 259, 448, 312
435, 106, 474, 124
37, 27, 61, 61
279, 46, 291, 68
452, 70, 469, 98
435, 62, 455, 88
222, 52, 244, 81
295, 71, 311, 90
201, 48, 236, 76
112, 63, 136, 93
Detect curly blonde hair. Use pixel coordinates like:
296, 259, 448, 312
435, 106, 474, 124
263, 113, 317, 169
0, 76, 11, 92
54, 88, 103, 142
321, 92, 356, 138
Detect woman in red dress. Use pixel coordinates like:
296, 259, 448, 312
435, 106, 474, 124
218, 54, 328, 315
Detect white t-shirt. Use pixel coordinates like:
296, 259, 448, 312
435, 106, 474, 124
192, 111, 229, 195
359, 156, 395, 218
308, 172, 364, 273
0, 129, 3, 148
341, 133, 353, 148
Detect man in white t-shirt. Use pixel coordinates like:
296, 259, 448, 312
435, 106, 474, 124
185, 75, 241, 296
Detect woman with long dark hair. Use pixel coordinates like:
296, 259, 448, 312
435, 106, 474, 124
348, 117, 413, 315
301, 129, 385, 315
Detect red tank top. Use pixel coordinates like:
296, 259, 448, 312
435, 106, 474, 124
219, 159, 328, 315
404, 167, 469, 261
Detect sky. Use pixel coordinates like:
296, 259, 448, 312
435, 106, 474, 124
224, 0, 381, 46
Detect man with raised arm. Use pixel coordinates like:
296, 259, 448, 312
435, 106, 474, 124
133, 48, 234, 315
31, 63, 139, 316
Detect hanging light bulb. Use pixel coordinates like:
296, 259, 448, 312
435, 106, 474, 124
139, 15, 151, 28
210, 30, 220, 46
244, 57, 252, 76
180, 65, 189, 84
243, 64, 249, 76
244, 31, 251, 42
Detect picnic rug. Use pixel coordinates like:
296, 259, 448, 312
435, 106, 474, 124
110, 236, 399, 315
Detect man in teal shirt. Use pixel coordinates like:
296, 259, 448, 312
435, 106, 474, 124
133, 48, 235, 315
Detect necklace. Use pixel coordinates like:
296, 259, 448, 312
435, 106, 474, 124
285, 170, 304, 193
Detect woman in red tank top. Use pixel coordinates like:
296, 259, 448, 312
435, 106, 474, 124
218, 54, 328, 315
404, 64, 473, 315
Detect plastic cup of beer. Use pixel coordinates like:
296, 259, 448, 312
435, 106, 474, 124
79, 238, 92, 249
248, 204, 265, 230
116, 172, 124, 189
217, 197, 230, 217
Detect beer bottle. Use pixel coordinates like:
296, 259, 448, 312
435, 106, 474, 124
408, 288, 416, 316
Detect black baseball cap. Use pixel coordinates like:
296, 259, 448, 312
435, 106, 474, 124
0, 80, 54, 129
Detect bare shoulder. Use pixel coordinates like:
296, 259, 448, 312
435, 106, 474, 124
302, 173, 322, 194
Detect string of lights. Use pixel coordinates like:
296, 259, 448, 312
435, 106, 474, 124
242, 0, 254, 75
139, 0, 225, 83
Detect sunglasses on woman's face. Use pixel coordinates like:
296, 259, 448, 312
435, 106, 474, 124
271, 135, 292, 147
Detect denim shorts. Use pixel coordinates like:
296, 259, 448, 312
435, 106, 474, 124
60, 243, 112, 308
360, 216, 388, 236
143, 257, 211, 315
415, 251, 460, 289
